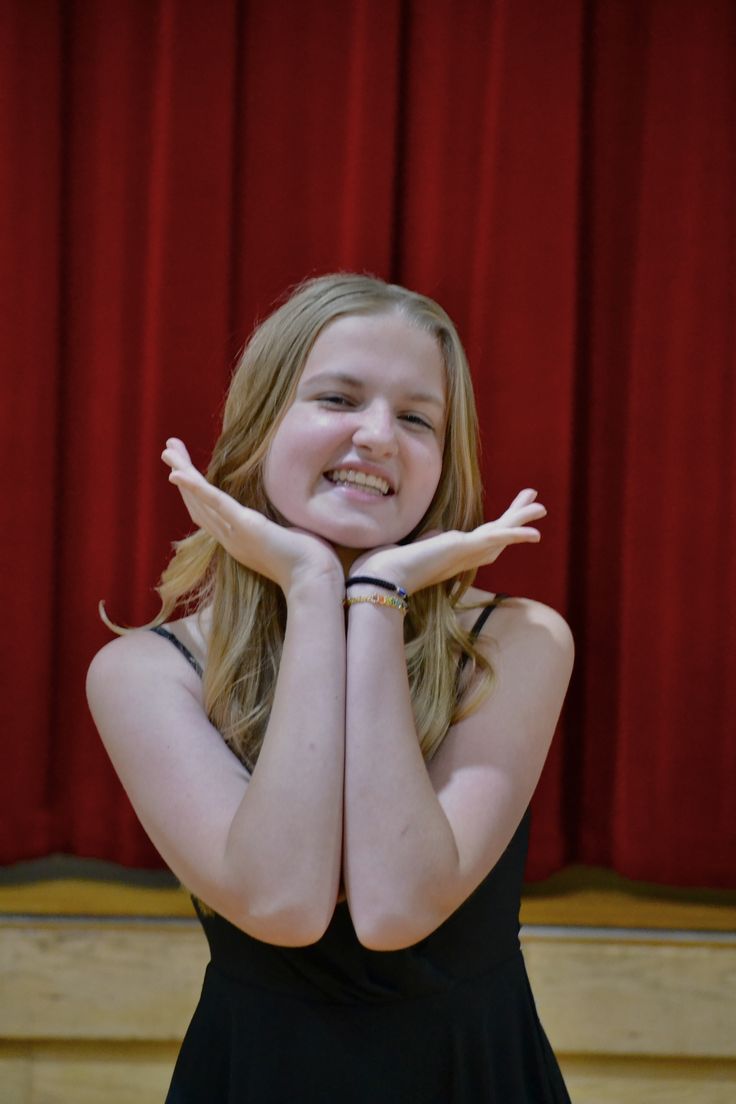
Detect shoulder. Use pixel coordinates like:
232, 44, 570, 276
455, 588, 574, 705
88, 609, 207, 684
430, 591, 574, 804
488, 595, 574, 658
456, 587, 573, 640
427, 591, 574, 908
87, 624, 190, 678
86, 623, 204, 725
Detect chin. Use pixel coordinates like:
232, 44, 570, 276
321, 526, 394, 549
270, 498, 424, 551
317, 507, 431, 549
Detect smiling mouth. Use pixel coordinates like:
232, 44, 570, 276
324, 469, 392, 496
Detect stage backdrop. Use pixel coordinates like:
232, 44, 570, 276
2, 0, 734, 886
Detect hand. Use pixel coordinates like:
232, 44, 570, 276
349, 489, 546, 595
161, 439, 344, 596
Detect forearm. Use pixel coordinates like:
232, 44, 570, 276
343, 602, 460, 948
223, 578, 345, 942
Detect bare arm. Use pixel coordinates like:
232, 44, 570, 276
342, 490, 574, 949
87, 443, 346, 946
343, 597, 573, 949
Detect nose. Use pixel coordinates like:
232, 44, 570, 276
352, 401, 398, 457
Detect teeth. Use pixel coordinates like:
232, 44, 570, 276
326, 469, 390, 495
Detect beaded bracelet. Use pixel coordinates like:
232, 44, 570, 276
345, 575, 409, 600
344, 593, 408, 614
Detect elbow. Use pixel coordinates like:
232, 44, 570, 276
224, 892, 335, 947
355, 927, 412, 953
354, 920, 431, 952
348, 873, 456, 951
217, 852, 339, 946
277, 900, 335, 946
351, 903, 444, 952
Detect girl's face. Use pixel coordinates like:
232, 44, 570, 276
262, 311, 447, 563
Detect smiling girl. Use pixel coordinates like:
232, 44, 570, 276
87, 273, 574, 1102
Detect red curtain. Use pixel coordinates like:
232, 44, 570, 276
2, 0, 733, 886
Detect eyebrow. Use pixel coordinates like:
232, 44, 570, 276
303, 371, 446, 410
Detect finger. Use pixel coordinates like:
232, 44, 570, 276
165, 437, 192, 462
169, 470, 239, 523
479, 528, 542, 568
498, 499, 546, 526
168, 470, 268, 557
508, 488, 538, 508
164, 454, 242, 550
469, 524, 542, 551
162, 447, 193, 474
508, 503, 547, 524
175, 485, 234, 544
168, 466, 213, 493
477, 507, 546, 539
167, 468, 221, 522
504, 526, 542, 542
161, 439, 196, 475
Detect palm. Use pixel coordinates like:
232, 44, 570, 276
352, 489, 546, 595
161, 439, 343, 591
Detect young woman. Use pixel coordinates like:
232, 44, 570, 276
87, 274, 574, 1101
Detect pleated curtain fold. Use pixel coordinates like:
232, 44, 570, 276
2, 0, 733, 886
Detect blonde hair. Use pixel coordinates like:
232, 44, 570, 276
116, 274, 494, 765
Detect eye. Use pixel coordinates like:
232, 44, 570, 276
319, 394, 354, 408
400, 413, 434, 430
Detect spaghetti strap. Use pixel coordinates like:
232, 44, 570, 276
148, 600, 508, 682
150, 626, 203, 678
469, 592, 510, 641
458, 593, 511, 677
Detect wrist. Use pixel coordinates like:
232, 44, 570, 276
345, 592, 409, 617
344, 573, 410, 617
345, 574, 409, 600
284, 571, 345, 606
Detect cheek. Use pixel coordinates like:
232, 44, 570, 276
262, 420, 324, 517
262, 459, 303, 528
417, 443, 444, 493
413, 453, 444, 521
261, 439, 293, 511
263, 417, 301, 483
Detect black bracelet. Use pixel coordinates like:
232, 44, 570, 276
345, 575, 409, 600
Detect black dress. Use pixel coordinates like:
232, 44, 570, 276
152, 607, 571, 1103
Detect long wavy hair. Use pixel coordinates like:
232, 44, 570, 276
111, 274, 495, 766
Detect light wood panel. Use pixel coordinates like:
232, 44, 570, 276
0, 919, 207, 1040
0, 1046, 31, 1104
2, 916, 734, 1103
559, 1057, 736, 1104
0, 881, 194, 918
2, 869, 735, 929
522, 933, 736, 1057
520, 882, 736, 932
0, 1043, 178, 1104
2, 918, 734, 1057
2, 1047, 736, 1104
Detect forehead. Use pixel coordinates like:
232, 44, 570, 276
300, 312, 446, 395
